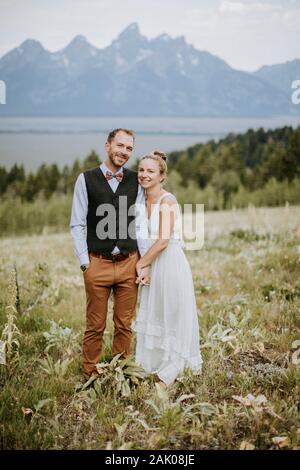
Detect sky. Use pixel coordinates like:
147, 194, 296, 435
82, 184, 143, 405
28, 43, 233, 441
0, 0, 300, 71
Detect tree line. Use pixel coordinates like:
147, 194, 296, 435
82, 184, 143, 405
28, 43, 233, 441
0, 151, 101, 202
166, 126, 300, 208
0, 126, 300, 210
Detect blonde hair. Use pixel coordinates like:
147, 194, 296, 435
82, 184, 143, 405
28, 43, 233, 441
139, 149, 168, 181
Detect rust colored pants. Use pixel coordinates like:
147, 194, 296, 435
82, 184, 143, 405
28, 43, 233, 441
82, 251, 139, 377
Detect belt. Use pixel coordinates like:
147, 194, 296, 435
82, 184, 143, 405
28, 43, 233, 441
90, 250, 137, 262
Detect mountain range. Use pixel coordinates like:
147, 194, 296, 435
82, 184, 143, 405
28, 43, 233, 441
0, 23, 299, 117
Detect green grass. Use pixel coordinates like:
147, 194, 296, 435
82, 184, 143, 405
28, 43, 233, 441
0, 205, 300, 449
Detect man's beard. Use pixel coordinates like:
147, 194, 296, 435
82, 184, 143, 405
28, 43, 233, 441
109, 150, 126, 168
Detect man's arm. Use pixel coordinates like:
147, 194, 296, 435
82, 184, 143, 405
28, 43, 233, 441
70, 173, 90, 266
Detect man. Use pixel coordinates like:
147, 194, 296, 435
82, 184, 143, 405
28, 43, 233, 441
70, 128, 141, 379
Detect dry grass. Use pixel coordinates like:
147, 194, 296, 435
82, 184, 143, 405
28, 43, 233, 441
0, 205, 300, 449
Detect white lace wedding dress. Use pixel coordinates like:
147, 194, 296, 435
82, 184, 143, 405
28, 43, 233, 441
133, 192, 202, 385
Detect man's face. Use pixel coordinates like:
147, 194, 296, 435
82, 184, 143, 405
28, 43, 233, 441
105, 131, 134, 169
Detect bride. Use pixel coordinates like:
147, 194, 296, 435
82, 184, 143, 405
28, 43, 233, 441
132, 150, 202, 386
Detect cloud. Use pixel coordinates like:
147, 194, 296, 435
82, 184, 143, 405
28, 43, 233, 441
219, 1, 278, 15
283, 8, 300, 31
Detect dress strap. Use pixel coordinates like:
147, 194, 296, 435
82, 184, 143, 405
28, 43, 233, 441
158, 192, 175, 204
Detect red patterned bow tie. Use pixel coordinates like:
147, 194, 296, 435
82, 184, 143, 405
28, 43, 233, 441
105, 171, 123, 182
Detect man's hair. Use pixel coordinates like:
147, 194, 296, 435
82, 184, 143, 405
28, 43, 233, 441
107, 128, 135, 143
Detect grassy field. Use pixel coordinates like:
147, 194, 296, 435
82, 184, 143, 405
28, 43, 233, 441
0, 205, 300, 450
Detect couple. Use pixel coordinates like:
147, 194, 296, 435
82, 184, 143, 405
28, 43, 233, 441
70, 128, 202, 386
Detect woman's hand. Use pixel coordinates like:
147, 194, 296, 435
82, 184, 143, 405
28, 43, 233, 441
136, 265, 151, 286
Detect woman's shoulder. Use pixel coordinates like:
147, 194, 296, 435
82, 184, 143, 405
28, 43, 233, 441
160, 191, 177, 205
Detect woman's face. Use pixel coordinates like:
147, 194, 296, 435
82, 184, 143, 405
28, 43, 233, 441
138, 158, 162, 189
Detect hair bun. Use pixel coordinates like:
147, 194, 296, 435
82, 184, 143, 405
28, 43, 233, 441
152, 150, 167, 161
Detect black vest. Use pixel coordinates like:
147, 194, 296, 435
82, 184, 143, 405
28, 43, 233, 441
84, 167, 139, 255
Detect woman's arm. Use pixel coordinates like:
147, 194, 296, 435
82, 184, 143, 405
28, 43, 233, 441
136, 197, 176, 272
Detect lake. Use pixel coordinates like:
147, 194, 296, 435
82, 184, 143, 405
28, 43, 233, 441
1, 116, 300, 170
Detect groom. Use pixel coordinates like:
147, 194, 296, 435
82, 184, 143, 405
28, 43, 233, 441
70, 128, 140, 378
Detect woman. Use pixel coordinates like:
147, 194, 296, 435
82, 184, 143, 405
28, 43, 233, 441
132, 150, 202, 386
